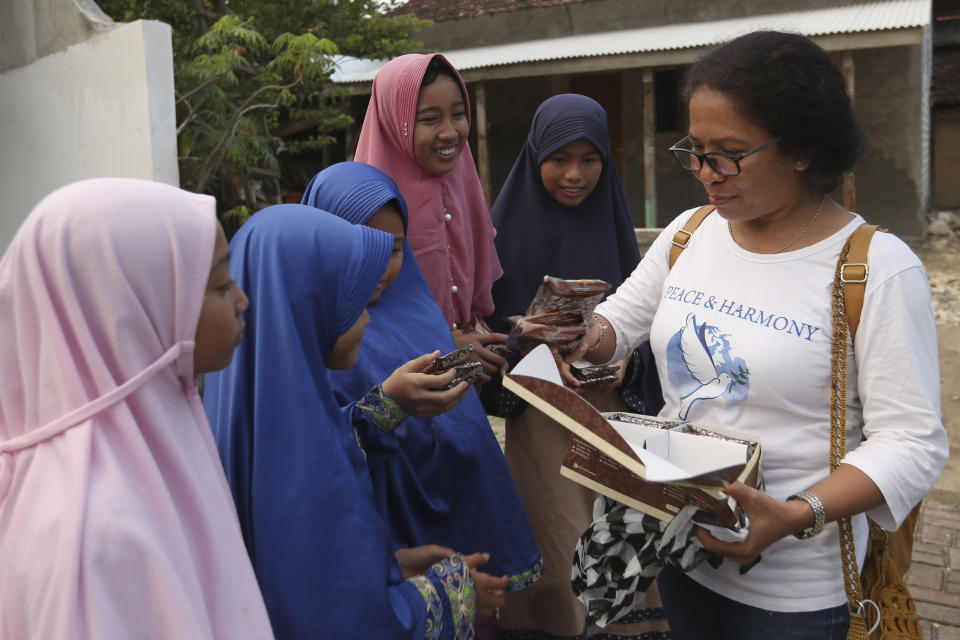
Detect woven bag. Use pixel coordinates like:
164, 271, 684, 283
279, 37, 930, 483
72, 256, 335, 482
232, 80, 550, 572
830, 224, 923, 640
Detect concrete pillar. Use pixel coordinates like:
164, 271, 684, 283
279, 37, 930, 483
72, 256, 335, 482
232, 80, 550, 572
842, 51, 856, 212
0, 19, 178, 250
474, 80, 491, 207
642, 68, 657, 228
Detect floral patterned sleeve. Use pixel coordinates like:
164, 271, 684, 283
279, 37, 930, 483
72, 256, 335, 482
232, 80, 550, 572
342, 385, 409, 457
356, 384, 408, 433
407, 554, 476, 640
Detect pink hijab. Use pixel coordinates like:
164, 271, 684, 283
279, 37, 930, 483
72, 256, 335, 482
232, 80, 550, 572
0, 178, 273, 639
355, 53, 502, 329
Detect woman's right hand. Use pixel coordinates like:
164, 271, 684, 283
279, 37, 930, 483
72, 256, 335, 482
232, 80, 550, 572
563, 316, 603, 364
452, 330, 509, 381
381, 351, 469, 417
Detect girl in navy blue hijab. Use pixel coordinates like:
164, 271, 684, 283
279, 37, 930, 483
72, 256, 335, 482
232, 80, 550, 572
301, 163, 543, 594
489, 93, 640, 329
489, 95, 668, 639
202, 204, 493, 639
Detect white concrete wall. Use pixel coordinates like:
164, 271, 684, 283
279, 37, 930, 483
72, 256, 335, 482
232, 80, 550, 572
0, 19, 178, 250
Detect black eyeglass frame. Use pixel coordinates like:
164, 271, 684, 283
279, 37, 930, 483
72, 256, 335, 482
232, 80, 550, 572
668, 136, 782, 177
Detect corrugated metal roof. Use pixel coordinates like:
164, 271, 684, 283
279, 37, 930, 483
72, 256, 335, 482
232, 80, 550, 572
330, 55, 388, 83
390, 0, 589, 23
331, 0, 930, 83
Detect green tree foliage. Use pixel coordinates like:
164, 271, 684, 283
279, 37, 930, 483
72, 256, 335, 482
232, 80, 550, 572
96, 0, 428, 226
221, 0, 426, 58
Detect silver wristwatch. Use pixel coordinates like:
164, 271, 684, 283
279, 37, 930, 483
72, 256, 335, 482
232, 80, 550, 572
787, 491, 826, 539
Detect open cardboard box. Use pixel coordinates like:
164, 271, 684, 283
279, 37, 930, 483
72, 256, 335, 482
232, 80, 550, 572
505, 345, 761, 526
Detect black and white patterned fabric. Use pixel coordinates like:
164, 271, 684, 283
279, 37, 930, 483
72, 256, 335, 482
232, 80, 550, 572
571, 497, 755, 628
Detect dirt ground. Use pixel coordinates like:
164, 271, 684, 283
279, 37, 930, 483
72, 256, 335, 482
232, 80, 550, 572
490, 219, 960, 499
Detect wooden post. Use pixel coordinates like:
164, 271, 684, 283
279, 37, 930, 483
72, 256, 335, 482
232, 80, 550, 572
642, 68, 657, 228
474, 81, 492, 207
842, 51, 856, 212
345, 128, 355, 162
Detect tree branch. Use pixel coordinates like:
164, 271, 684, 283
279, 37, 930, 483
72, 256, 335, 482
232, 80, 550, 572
177, 97, 205, 136
195, 76, 302, 192
176, 64, 235, 106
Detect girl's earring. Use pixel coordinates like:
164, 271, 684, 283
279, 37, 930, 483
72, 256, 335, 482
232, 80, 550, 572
402, 122, 409, 137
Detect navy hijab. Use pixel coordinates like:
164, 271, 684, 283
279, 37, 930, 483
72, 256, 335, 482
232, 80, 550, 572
489, 94, 641, 329
301, 162, 542, 587
202, 205, 434, 637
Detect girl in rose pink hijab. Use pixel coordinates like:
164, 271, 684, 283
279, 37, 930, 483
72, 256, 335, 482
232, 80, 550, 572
356, 53, 509, 380
0, 178, 273, 639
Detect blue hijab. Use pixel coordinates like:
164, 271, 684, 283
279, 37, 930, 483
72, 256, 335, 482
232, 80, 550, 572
202, 205, 437, 638
302, 162, 542, 588
489, 94, 641, 329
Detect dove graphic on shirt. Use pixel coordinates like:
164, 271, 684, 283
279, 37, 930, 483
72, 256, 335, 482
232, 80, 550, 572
677, 312, 734, 420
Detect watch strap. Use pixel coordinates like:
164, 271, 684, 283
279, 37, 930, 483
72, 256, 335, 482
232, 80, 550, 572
788, 491, 826, 539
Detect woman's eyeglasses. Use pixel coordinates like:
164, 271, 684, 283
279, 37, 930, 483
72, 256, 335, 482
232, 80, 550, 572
668, 136, 781, 177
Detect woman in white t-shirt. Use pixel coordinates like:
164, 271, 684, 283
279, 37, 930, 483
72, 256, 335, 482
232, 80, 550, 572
564, 30, 948, 640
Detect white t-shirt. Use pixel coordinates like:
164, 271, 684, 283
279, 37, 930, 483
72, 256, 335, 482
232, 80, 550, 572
595, 208, 948, 612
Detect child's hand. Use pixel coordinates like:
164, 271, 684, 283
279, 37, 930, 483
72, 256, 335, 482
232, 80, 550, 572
395, 544, 455, 579
381, 351, 469, 417
463, 552, 508, 620
452, 331, 509, 380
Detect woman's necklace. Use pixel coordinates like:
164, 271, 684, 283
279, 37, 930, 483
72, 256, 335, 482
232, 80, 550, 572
728, 195, 825, 254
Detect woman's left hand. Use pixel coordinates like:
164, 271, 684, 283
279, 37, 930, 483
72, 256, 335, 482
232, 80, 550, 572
694, 482, 812, 565
550, 347, 582, 389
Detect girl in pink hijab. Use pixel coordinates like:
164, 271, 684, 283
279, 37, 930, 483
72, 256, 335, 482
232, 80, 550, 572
355, 53, 508, 380
0, 178, 273, 639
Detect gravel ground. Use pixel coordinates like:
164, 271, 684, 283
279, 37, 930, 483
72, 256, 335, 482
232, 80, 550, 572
916, 214, 960, 497
916, 235, 960, 327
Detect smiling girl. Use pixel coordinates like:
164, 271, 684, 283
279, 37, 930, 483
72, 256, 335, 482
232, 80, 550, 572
356, 54, 508, 382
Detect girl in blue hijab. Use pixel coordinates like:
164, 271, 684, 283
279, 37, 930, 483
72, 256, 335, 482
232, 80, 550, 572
300, 164, 543, 602
202, 204, 494, 639
488, 95, 668, 639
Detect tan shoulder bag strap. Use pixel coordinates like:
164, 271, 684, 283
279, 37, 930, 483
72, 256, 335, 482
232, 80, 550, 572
668, 205, 716, 269
841, 223, 883, 342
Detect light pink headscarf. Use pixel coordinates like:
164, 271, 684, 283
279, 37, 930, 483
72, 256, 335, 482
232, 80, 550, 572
355, 53, 502, 329
0, 178, 273, 639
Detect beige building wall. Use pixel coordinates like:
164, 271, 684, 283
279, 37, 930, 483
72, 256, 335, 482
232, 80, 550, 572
933, 108, 960, 209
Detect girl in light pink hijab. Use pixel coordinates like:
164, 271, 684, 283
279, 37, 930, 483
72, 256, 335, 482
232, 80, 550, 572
0, 178, 273, 639
356, 53, 509, 380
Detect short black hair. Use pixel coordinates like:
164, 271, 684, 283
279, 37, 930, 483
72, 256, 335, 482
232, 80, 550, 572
684, 31, 865, 193
422, 56, 460, 88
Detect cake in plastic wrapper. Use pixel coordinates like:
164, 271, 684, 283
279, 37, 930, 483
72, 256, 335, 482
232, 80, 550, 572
510, 276, 611, 354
